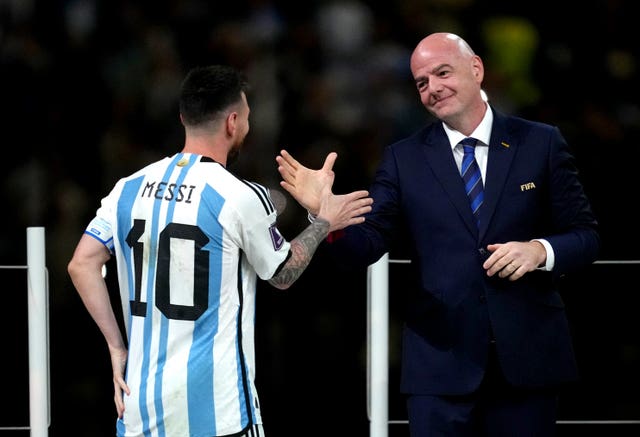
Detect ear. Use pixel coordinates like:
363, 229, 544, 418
225, 111, 238, 137
472, 55, 484, 83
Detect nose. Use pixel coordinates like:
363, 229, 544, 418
429, 76, 444, 93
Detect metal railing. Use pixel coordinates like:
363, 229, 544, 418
0, 227, 49, 437
366, 254, 640, 437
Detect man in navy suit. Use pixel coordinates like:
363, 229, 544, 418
276, 32, 599, 436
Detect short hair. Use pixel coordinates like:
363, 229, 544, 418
179, 65, 249, 127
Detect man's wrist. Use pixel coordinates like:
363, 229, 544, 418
531, 238, 554, 270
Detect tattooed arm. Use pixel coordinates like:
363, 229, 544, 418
267, 189, 373, 290
268, 218, 330, 289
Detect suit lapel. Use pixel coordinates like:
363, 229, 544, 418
422, 127, 478, 236
421, 111, 518, 240
479, 111, 516, 240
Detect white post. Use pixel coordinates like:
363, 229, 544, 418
368, 253, 389, 437
27, 227, 48, 437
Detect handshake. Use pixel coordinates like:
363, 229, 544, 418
275, 149, 373, 233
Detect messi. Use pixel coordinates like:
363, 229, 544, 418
141, 181, 197, 203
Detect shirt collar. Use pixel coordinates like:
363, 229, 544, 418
443, 102, 493, 151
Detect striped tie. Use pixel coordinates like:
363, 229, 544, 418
460, 137, 483, 227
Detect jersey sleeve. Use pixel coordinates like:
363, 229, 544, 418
234, 181, 290, 280
83, 181, 121, 253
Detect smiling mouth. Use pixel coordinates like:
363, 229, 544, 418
431, 94, 452, 108
431, 97, 446, 107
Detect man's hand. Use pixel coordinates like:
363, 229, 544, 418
267, 186, 372, 291
110, 345, 130, 419
482, 241, 547, 281
276, 149, 336, 215
318, 188, 373, 232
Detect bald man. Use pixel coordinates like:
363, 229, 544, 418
277, 33, 599, 436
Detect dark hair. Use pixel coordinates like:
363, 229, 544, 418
179, 65, 249, 126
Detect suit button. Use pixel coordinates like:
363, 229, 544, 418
479, 295, 486, 303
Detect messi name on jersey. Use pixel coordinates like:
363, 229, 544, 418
141, 180, 197, 203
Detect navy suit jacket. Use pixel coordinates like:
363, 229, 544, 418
328, 107, 600, 396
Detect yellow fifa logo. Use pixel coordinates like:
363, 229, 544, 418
520, 182, 536, 191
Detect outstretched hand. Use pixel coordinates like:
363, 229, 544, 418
276, 149, 336, 215
319, 188, 373, 232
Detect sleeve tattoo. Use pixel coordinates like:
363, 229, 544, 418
268, 218, 330, 289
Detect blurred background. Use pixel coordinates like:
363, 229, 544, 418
1, 0, 639, 436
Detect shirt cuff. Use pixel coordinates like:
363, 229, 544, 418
532, 238, 554, 271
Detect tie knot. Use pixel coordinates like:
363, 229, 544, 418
460, 137, 477, 155
460, 137, 477, 146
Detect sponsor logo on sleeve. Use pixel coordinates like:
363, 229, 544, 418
269, 223, 285, 251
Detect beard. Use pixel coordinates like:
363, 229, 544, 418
227, 146, 240, 166
227, 135, 245, 166
227, 123, 250, 166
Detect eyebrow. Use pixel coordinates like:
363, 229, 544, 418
414, 63, 451, 84
432, 63, 452, 73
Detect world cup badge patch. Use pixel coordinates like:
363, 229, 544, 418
269, 223, 285, 250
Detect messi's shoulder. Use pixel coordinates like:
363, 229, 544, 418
206, 168, 276, 216
236, 179, 276, 216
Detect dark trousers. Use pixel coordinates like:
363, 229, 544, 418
406, 346, 558, 437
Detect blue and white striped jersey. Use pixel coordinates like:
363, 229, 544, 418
85, 153, 289, 437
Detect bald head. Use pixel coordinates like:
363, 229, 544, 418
409, 32, 486, 134
411, 33, 475, 71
